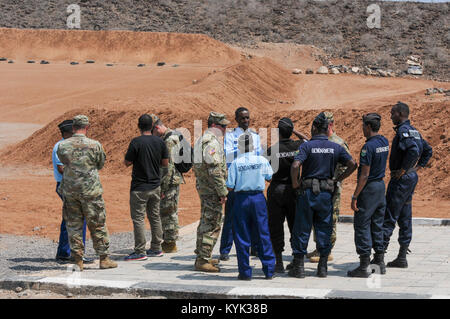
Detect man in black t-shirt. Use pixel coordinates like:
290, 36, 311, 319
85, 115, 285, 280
265, 118, 308, 273
124, 114, 169, 261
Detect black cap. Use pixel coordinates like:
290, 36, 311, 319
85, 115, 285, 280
363, 113, 381, 123
313, 112, 329, 129
278, 117, 294, 129
58, 120, 73, 133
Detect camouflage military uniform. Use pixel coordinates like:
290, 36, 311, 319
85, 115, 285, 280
57, 122, 110, 259
328, 132, 350, 249
160, 128, 185, 243
193, 128, 228, 260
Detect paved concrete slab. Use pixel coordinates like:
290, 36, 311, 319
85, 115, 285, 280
1, 222, 449, 299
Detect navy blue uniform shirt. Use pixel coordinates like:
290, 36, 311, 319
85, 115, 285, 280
389, 120, 432, 171
358, 135, 389, 181
294, 135, 353, 180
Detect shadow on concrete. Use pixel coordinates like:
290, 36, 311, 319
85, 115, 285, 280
143, 262, 193, 271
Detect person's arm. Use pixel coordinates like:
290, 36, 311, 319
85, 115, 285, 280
416, 138, 432, 172
124, 160, 132, 167
97, 144, 106, 170
292, 129, 309, 141
124, 140, 136, 167
263, 158, 273, 182
205, 143, 228, 203
291, 160, 302, 189
394, 131, 420, 179
351, 165, 370, 212
57, 165, 64, 174
336, 159, 357, 183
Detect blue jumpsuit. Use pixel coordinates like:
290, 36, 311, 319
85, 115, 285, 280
383, 120, 432, 249
220, 128, 262, 256
355, 135, 389, 256
291, 135, 353, 257
226, 152, 275, 279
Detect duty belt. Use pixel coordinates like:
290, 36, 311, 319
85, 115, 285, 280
301, 178, 335, 195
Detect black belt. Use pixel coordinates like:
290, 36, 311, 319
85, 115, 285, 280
235, 190, 263, 195
301, 178, 335, 194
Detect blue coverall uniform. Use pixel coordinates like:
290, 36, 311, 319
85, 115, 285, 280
355, 135, 389, 256
220, 128, 262, 256
383, 120, 432, 249
291, 135, 353, 258
226, 152, 275, 279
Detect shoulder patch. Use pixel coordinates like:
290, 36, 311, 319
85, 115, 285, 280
402, 132, 409, 138
361, 149, 367, 157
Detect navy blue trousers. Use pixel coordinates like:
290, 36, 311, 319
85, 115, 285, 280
291, 189, 333, 257
354, 180, 386, 257
232, 192, 275, 279
220, 191, 257, 255
383, 172, 418, 249
56, 182, 86, 258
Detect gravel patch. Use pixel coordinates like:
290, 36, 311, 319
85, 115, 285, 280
0, 230, 152, 279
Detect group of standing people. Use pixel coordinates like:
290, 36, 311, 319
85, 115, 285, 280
52, 101, 432, 281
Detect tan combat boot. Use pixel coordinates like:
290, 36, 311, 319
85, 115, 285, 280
161, 241, 178, 253
100, 255, 118, 269
195, 257, 220, 272
209, 258, 220, 266
73, 255, 84, 272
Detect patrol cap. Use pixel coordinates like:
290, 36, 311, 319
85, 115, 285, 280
208, 112, 230, 126
313, 112, 329, 129
149, 114, 160, 125
58, 120, 73, 132
73, 115, 90, 127
362, 113, 381, 123
278, 117, 294, 129
324, 111, 334, 122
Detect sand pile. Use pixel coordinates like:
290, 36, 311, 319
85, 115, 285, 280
0, 28, 242, 65
2, 101, 448, 199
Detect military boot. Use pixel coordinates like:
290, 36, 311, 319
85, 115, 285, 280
161, 241, 178, 253
370, 252, 386, 275
347, 255, 371, 278
275, 253, 285, 273
287, 255, 305, 278
310, 250, 333, 263
317, 256, 328, 278
209, 258, 220, 266
387, 246, 409, 268
195, 257, 220, 272
100, 255, 118, 269
73, 255, 84, 272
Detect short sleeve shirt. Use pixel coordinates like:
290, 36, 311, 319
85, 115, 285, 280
294, 135, 352, 180
226, 153, 273, 192
125, 135, 169, 192
358, 135, 389, 181
224, 128, 262, 168
52, 139, 64, 182
266, 138, 303, 184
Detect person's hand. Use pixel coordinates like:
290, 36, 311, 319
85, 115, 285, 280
220, 196, 227, 205
391, 169, 405, 180
161, 193, 166, 200
351, 198, 359, 212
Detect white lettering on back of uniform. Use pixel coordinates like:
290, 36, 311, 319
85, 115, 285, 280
376, 146, 389, 153
311, 148, 334, 154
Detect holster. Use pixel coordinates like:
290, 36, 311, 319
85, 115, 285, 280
302, 178, 335, 195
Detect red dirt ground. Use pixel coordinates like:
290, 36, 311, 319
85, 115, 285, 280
0, 28, 448, 241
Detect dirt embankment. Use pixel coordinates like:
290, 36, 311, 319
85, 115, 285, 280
0, 28, 243, 65
2, 100, 448, 200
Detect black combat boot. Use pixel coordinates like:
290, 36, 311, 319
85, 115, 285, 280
287, 255, 305, 278
275, 252, 285, 273
317, 256, 328, 278
347, 255, 371, 278
370, 252, 386, 275
387, 245, 409, 268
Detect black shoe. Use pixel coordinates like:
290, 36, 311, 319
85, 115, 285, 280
250, 248, 258, 257
286, 261, 293, 271
265, 273, 276, 280
287, 255, 305, 278
348, 256, 371, 278
387, 246, 409, 268
275, 253, 285, 273
238, 274, 251, 281
219, 254, 230, 261
370, 252, 386, 274
317, 256, 328, 278
55, 255, 71, 263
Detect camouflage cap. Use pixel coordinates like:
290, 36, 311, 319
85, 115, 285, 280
208, 112, 230, 125
149, 114, 160, 125
313, 112, 329, 128
323, 111, 334, 122
73, 115, 90, 127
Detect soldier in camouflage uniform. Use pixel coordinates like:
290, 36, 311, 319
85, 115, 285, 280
151, 114, 185, 253
193, 112, 230, 272
307, 112, 351, 263
57, 115, 117, 271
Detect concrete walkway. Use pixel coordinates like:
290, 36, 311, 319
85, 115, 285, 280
1, 222, 449, 299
